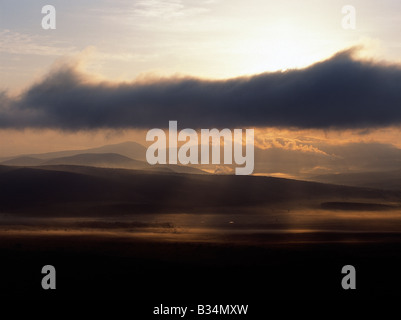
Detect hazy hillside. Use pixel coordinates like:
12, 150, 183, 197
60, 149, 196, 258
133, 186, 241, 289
41, 153, 145, 169
0, 165, 399, 216
1, 156, 44, 166
1, 146, 206, 174
0, 141, 147, 162
83, 141, 147, 161
310, 170, 401, 190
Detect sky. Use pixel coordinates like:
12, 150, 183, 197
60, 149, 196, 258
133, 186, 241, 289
1, 0, 401, 177
2, 0, 401, 91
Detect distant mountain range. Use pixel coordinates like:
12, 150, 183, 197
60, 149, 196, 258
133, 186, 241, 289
0, 142, 205, 175
7, 153, 144, 168
1, 141, 147, 161
1, 156, 44, 166
3, 141, 401, 190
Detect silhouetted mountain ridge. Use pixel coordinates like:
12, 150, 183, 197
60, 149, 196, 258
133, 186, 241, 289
0, 144, 206, 174
0, 165, 399, 216
42, 152, 144, 168
310, 170, 401, 190
0, 141, 147, 162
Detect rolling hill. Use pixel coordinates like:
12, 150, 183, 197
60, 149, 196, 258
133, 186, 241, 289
41, 153, 145, 169
1, 156, 44, 166
0, 164, 399, 216
310, 170, 401, 190
0, 141, 147, 162
1, 147, 206, 174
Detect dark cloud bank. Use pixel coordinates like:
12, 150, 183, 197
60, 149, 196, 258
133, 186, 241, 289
2, 48, 401, 130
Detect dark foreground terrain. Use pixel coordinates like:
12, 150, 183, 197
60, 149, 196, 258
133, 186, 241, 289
1, 165, 401, 300
1, 229, 401, 300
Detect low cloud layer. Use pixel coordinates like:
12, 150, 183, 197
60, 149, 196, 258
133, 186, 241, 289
255, 141, 401, 176
2, 48, 401, 130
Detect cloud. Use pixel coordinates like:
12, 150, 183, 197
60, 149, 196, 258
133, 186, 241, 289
96, 0, 212, 28
132, 0, 209, 19
2, 47, 401, 130
0, 30, 77, 56
257, 137, 329, 156
254, 141, 401, 176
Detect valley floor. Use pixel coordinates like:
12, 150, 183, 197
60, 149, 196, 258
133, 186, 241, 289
1, 211, 401, 300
